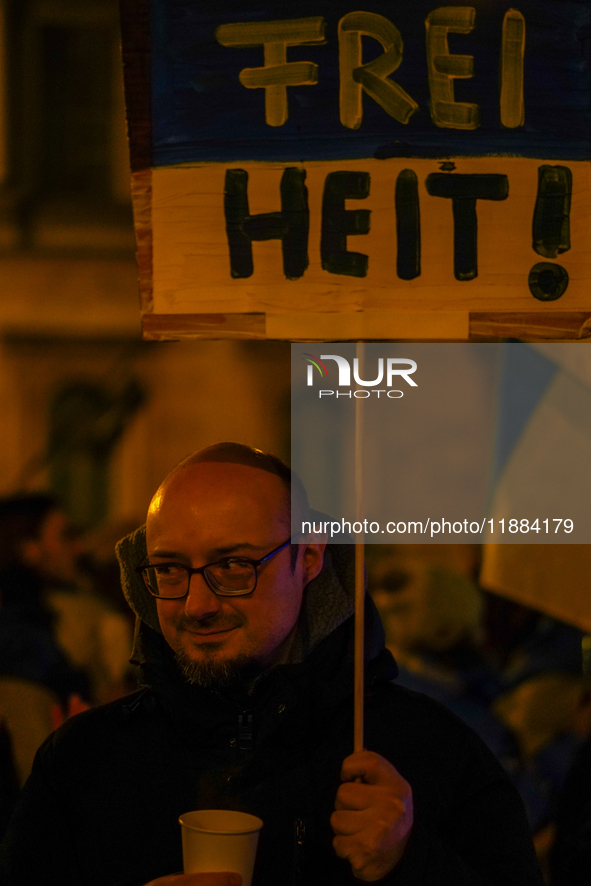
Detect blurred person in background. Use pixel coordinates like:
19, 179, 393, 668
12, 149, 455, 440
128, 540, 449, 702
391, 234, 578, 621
0, 493, 90, 792
485, 594, 591, 883
0, 493, 133, 797
53, 519, 137, 706
367, 544, 590, 850
367, 545, 509, 755
483, 594, 590, 831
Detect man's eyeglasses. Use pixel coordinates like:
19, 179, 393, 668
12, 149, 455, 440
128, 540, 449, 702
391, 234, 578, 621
136, 537, 296, 599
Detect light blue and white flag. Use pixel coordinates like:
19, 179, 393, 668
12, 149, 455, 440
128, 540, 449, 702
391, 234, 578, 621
486, 343, 591, 541
482, 343, 591, 630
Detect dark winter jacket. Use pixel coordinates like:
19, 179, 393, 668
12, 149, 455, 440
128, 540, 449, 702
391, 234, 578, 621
0, 533, 543, 886
550, 733, 591, 885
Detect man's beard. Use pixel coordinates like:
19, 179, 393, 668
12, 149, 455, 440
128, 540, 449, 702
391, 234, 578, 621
173, 646, 256, 688
170, 612, 254, 688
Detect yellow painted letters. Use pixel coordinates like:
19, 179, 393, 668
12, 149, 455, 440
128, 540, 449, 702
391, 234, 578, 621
425, 7, 479, 129
500, 9, 525, 128
216, 18, 326, 127
338, 11, 418, 130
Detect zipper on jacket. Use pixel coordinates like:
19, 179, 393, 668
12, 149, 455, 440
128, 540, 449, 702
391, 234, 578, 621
292, 818, 306, 886
238, 711, 253, 751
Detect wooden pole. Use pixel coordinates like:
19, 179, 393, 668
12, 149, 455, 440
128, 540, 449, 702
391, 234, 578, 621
354, 341, 365, 754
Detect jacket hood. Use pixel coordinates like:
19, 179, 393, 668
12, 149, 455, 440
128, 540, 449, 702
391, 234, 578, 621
115, 524, 394, 680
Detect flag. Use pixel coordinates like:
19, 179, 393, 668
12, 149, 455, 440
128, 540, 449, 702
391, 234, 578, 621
482, 344, 591, 630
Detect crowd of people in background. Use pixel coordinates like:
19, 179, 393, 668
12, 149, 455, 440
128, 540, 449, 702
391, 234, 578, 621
0, 493, 134, 833
368, 544, 591, 883
0, 503, 589, 882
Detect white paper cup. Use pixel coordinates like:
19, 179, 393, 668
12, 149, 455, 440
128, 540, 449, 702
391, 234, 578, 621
179, 809, 263, 886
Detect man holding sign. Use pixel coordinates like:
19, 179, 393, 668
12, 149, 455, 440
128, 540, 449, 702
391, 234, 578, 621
0, 444, 542, 885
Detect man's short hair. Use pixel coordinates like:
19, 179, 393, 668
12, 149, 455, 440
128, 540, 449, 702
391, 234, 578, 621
171, 443, 310, 569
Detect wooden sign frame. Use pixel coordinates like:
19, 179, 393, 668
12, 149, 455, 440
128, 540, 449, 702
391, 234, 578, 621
120, 0, 591, 341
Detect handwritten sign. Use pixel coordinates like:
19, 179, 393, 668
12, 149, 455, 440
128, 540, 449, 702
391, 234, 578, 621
120, 0, 591, 340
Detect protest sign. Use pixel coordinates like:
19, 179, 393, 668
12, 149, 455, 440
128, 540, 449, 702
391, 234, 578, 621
121, 1, 591, 340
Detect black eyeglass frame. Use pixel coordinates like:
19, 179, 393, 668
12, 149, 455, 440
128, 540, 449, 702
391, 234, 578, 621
136, 535, 299, 599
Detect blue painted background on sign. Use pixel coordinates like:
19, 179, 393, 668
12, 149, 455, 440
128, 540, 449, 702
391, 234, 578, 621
150, 0, 590, 164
